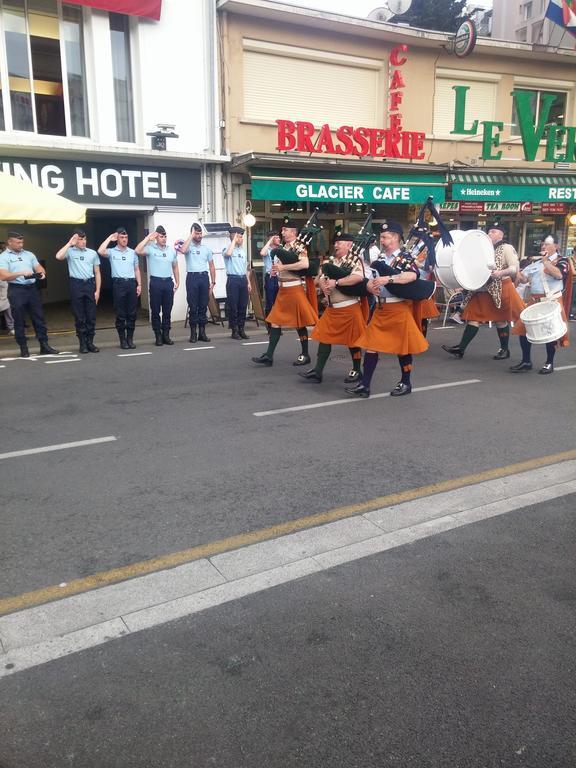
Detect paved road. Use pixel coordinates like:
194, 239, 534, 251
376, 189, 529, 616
1, 325, 575, 599
1, 494, 575, 768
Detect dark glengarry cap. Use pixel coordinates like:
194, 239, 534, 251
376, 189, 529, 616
116, 227, 128, 235
334, 232, 354, 242
7, 230, 24, 239
155, 225, 167, 236
191, 223, 202, 233
281, 217, 298, 229
381, 221, 404, 239
488, 222, 506, 235
229, 226, 245, 235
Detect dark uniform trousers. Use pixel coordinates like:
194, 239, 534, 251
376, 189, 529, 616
186, 272, 210, 327
8, 283, 48, 346
149, 276, 174, 333
264, 273, 279, 316
226, 275, 248, 329
69, 277, 96, 336
112, 278, 138, 334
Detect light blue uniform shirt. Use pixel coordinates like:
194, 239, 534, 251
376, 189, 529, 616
106, 246, 138, 278
185, 243, 213, 273
66, 246, 100, 280
263, 248, 274, 276
223, 245, 248, 276
145, 243, 177, 278
0, 248, 39, 285
523, 257, 564, 296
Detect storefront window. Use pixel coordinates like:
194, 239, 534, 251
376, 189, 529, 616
109, 12, 135, 143
0, 0, 89, 136
511, 89, 566, 137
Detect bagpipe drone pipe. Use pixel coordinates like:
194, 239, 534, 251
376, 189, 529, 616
320, 210, 375, 297
270, 208, 322, 277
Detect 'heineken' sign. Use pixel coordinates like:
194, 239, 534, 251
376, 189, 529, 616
453, 183, 576, 202
452, 87, 576, 163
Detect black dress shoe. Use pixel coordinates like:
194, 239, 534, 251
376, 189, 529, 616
39, 343, 59, 355
538, 363, 554, 375
292, 354, 311, 366
298, 369, 322, 383
441, 344, 464, 359
345, 383, 370, 398
390, 382, 412, 397
252, 354, 273, 367
493, 348, 510, 360
509, 361, 532, 372
344, 369, 361, 383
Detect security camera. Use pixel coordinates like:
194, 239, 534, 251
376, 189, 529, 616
156, 123, 176, 133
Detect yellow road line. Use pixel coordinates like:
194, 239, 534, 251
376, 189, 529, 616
2, 449, 575, 617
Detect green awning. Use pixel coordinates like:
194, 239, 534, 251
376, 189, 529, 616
449, 172, 576, 186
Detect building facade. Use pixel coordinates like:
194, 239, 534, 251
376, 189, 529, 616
0, 0, 228, 322
217, 0, 576, 267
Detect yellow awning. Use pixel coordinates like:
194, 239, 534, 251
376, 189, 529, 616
0, 171, 86, 224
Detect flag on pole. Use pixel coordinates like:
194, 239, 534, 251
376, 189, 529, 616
545, 0, 576, 38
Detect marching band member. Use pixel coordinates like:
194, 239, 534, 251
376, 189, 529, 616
346, 222, 429, 398
299, 231, 366, 384
510, 234, 572, 374
442, 223, 523, 360
252, 219, 318, 367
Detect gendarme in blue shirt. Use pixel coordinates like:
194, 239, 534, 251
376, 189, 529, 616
106, 246, 138, 278
0, 248, 39, 285
66, 246, 100, 280
223, 245, 248, 276
185, 243, 213, 273
145, 243, 177, 278
263, 248, 274, 276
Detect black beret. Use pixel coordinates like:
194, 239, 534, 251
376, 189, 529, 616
7, 230, 24, 239
155, 225, 167, 235
229, 226, 245, 235
267, 230, 280, 237
334, 232, 354, 242
381, 221, 404, 239
191, 223, 202, 233
116, 227, 128, 235
73, 228, 86, 237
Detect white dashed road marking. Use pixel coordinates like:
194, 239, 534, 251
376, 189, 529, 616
182, 346, 215, 351
242, 341, 268, 346
117, 352, 153, 357
0, 436, 117, 461
44, 358, 81, 364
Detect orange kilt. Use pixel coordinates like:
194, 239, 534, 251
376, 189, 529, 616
266, 284, 318, 328
462, 279, 524, 323
412, 297, 440, 325
513, 295, 570, 347
312, 301, 366, 347
354, 300, 429, 356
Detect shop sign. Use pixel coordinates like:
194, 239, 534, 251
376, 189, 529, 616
453, 183, 576, 203
276, 46, 426, 161
251, 177, 445, 204
439, 202, 460, 212
540, 202, 567, 214
484, 202, 528, 213
460, 202, 485, 213
0, 158, 201, 206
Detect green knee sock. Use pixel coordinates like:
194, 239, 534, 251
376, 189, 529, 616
315, 343, 332, 374
349, 347, 362, 372
265, 327, 282, 359
496, 324, 510, 351
459, 324, 479, 351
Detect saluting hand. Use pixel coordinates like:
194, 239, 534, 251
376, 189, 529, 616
108, 233, 118, 243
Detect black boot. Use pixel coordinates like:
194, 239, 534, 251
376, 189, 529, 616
118, 330, 129, 350
39, 340, 59, 355
162, 330, 174, 345
231, 327, 241, 340
198, 326, 211, 342
154, 330, 164, 346
19, 341, 30, 358
126, 332, 136, 350
86, 335, 99, 353
78, 334, 89, 354
238, 326, 249, 340
189, 324, 197, 343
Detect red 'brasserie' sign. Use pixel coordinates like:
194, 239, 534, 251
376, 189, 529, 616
276, 119, 426, 160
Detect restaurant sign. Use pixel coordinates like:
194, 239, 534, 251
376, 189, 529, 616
453, 183, 576, 203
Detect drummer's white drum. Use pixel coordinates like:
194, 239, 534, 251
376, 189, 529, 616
520, 300, 567, 344
434, 229, 494, 291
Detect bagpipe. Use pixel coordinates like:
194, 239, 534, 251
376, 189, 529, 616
270, 208, 322, 277
320, 210, 375, 298
372, 197, 452, 302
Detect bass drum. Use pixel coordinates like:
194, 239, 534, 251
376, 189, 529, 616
434, 229, 494, 291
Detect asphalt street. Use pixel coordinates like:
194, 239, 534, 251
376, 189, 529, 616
1, 323, 575, 599
1, 494, 575, 768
